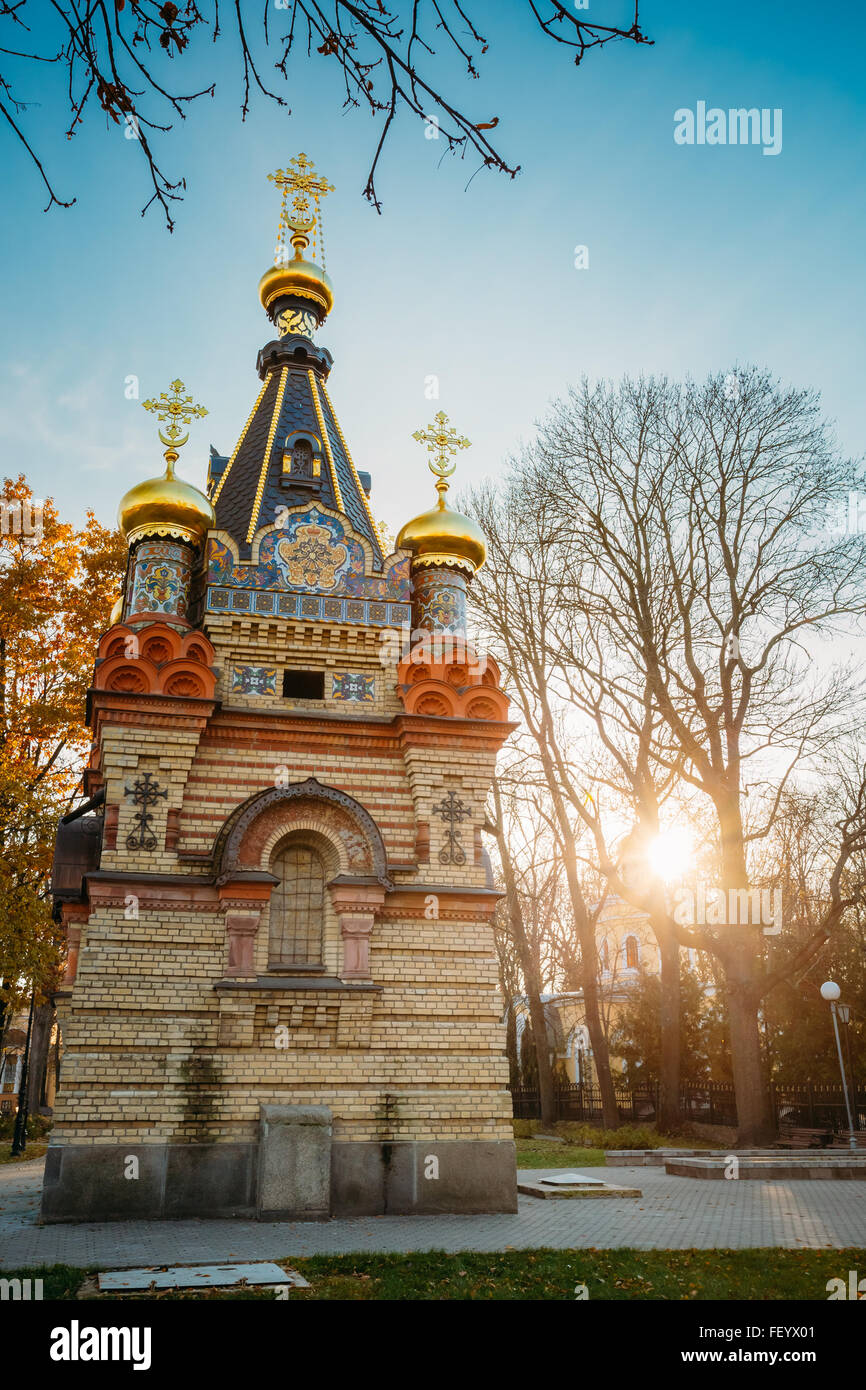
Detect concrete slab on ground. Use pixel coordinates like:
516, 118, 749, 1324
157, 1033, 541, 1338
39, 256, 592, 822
606, 1149, 788, 1167
97, 1261, 309, 1291
666, 1156, 866, 1181
517, 1174, 641, 1200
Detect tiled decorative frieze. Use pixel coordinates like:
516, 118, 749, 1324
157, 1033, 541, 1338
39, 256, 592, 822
207, 586, 410, 628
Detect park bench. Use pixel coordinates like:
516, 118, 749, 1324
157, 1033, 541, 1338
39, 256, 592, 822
776, 1125, 834, 1149
831, 1130, 866, 1150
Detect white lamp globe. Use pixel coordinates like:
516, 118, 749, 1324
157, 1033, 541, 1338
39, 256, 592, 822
820, 980, 841, 1002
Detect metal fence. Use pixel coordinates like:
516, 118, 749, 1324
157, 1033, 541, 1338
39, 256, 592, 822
510, 1080, 865, 1130
772, 1082, 865, 1132
510, 1083, 658, 1123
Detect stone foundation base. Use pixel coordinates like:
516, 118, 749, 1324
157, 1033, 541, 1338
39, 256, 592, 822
331, 1139, 517, 1216
39, 1139, 517, 1221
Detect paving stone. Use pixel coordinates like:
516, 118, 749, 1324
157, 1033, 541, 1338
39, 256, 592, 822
1, 1158, 865, 1268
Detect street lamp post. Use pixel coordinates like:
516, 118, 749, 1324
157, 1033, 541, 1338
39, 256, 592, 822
836, 1003, 859, 1133
820, 981, 857, 1151
10, 991, 35, 1158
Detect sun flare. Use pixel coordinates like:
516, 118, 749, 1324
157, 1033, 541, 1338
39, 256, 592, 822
647, 827, 694, 882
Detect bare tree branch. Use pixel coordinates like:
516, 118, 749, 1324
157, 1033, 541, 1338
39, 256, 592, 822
1, 0, 651, 227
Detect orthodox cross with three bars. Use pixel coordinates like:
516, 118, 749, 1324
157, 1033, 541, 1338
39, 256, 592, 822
125, 772, 168, 852
433, 789, 472, 865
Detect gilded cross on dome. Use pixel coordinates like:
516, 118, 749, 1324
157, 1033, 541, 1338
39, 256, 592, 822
142, 379, 208, 468
412, 411, 471, 488
268, 153, 335, 264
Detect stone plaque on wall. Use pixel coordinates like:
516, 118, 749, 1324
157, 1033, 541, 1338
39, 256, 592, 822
257, 1104, 332, 1220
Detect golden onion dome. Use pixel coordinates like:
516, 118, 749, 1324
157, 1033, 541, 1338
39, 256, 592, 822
118, 458, 215, 546
397, 494, 487, 576
258, 254, 334, 326
108, 595, 124, 626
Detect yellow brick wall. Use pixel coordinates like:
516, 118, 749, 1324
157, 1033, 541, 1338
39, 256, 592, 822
54, 609, 512, 1151
53, 900, 512, 1146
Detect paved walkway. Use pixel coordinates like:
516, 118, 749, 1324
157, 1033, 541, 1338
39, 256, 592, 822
1, 1157, 865, 1269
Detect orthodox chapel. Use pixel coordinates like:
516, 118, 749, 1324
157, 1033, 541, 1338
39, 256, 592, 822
44, 156, 517, 1220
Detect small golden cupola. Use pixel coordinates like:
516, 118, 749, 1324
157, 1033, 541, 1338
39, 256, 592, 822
118, 456, 216, 548
258, 153, 336, 339
397, 411, 486, 636
116, 379, 214, 630
118, 380, 215, 546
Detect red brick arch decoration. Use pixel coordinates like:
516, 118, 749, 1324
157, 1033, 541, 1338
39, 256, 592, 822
214, 778, 391, 887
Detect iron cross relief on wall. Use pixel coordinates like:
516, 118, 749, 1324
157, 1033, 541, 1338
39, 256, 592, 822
432, 790, 472, 865
124, 772, 168, 851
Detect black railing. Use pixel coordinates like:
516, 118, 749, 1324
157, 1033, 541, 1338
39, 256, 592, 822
510, 1080, 865, 1130
510, 1082, 659, 1123
772, 1081, 865, 1132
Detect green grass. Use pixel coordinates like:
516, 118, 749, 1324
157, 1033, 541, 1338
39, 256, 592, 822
515, 1139, 606, 1168
290, 1249, 866, 1301
0, 1264, 85, 1299
512, 1119, 720, 1153
4, 1250, 863, 1301
0, 1143, 47, 1165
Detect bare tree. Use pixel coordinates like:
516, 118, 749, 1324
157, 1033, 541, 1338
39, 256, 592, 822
468, 485, 621, 1128
470, 478, 687, 1127
0, 2, 651, 228
492, 368, 866, 1145
488, 774, 562, 1128
745, 779, 866, 1085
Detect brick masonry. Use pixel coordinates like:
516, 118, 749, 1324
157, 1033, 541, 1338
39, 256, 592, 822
46, 517, 518, 1219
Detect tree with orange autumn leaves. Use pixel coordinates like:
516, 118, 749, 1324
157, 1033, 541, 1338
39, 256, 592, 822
0, 475, 125, 1027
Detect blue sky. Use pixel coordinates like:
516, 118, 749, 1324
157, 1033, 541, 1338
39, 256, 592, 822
1, 1, 864, 539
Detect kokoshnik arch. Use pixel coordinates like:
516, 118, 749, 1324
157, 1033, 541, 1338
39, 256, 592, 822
43, 155, 517, 1221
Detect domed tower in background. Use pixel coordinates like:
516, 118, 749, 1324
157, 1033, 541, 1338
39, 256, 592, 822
44, 156, 516, 1224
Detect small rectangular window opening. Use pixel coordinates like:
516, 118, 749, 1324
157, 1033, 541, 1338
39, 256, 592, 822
283, 669, 325, 700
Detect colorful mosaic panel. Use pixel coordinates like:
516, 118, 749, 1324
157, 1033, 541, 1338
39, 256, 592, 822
231, 665, 277, 695
206, 505, 410, 601
413, 566, 468, 634
332, 672, 375, 703
127, 539, 193, 623
274, 515, 352, 591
